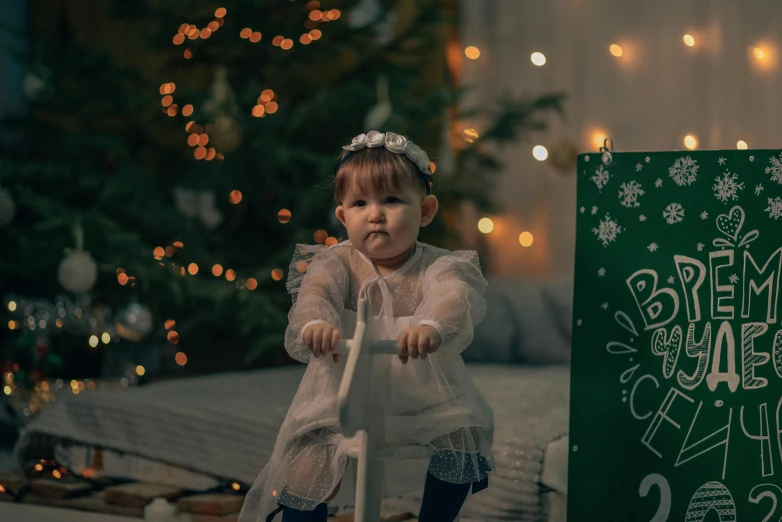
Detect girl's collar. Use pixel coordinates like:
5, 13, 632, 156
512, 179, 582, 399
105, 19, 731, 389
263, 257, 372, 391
354, 241, 422, 279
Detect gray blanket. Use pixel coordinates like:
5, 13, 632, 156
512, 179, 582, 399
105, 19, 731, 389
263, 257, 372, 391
14, 364, 569, 521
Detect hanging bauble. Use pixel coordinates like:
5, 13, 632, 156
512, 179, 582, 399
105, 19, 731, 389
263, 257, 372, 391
0, 188, 16, 226
203, 66, 242, 154
211, 114, 242, 154
57, 220, 97, 294
114, 302, 154, 342
550, 137, 579, 174
57, 251, 98, 294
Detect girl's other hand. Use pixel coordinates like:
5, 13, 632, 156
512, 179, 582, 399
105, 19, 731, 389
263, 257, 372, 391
304, 323, 342, 363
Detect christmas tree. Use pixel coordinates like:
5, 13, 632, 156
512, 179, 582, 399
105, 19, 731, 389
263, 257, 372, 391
0, 0, 564, 403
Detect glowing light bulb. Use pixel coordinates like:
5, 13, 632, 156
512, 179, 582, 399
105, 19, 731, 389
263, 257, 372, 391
89, 335, 99, 348
519, 232, 534, 247
477, 218, 494, 234
737, 140, 748, 150
754, 47, 766, 60
532, 145, 548, 161
683, 34, 695, 47
610, 44, 623, 57
464, 46, 480, 59
684, 134, 698, 150
101, 332, 110, 344
8, 301, 16, 312
136, 365, 145, 376
530, 52, 546, 66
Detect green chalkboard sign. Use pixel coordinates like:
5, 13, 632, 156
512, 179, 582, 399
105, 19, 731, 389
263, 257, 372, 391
568, 149, 782, 522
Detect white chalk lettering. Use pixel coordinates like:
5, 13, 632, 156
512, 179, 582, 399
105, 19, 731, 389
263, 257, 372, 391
706, 321, 740, 393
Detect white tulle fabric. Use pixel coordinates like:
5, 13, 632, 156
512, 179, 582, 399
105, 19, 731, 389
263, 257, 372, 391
239, 241, 495, 521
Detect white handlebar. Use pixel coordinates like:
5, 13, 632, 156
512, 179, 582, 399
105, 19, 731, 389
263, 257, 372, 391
331, 339, 398, 355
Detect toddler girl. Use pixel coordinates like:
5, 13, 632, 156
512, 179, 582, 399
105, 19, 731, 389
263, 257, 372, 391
239, 130, 494, 522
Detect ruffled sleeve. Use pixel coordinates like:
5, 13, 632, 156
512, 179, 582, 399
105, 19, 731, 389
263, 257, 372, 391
284, 244, 348, 363
414, 250, 488, 355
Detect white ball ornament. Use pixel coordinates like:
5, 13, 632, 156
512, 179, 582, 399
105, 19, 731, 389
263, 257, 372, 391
114, 302, 154, 342
57, 250, 98, 294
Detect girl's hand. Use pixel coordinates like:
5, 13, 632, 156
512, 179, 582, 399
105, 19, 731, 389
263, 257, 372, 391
397, 325, 441, 364
304, 323, 342, 363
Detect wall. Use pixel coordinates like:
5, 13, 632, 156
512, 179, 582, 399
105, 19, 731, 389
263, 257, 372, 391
459, 0, 782, 278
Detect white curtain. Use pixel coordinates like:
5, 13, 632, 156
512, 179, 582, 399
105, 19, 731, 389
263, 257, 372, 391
459, 0, 782, 278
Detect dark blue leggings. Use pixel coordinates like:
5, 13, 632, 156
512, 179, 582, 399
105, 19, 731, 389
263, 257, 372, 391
272, 471, 476, 522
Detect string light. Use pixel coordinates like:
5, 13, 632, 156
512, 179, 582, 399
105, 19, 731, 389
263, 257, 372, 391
591, 129, 609, 149
240, 28, 252, 39
278, 209, 292, 223
281, 39, 294, 50
300, 33, 313, 45
314, 230, 328, 243
271, 269, 284, 281
136, 365, 145, 376
167, 331, 179, 344
310, 29, 322, 40
477, 218, 494, 234
464, 46, 480, 59
325, 237, 338, 246
519, 232, 534, 247
609, 44, 623, 57
246, 278, 258, 290
184, 49, 193, 59
272, 36, 284, 47
229, 190, 243, 204
684, 134, 698, 150
463, 128, 479, 143
89, 335, 99, 348
754, 47, 765, 60
250, 32, 262, 43
683, 34, 695, 47
309, 10, 322, 21
101, 332, 111, 344
175, 352, 188, 366
215, 7, 226, 18
153, 247, 165, 260
165, 319, 176, 330
530, 52, 546, 66
737, 140, 748, 149
8, 301, 16, 312
187, 263, 198, 275
532, 145, 548, 161
225, 269, 236, 282
212, 264, 224, 277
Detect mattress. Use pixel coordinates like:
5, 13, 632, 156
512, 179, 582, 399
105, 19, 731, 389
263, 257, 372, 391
15, 363, 570, 521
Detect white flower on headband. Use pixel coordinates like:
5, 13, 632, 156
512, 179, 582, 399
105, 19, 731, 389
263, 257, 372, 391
340, 130, 433, 176
384, 132, 408, 154
365, 130, 386, 148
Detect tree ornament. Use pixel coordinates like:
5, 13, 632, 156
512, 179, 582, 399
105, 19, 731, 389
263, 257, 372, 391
114, 302, 154, 342
203, 66, 242, 153
57, 221, 97, 294
550, 137, 579, 173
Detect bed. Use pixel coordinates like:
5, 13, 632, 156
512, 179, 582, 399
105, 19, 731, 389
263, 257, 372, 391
12, 277, 574, 521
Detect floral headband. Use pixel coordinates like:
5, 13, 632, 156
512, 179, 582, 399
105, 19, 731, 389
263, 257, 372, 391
338, 130, 434, 194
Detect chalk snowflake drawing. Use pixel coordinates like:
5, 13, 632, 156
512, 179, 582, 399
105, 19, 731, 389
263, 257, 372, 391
648, 242, 658, 252
713, 171, 744, 203
701, 211, 709, 220
592, 165, 610, 190
598, 267, 606, 277
767, 196, 782, 220
639, 214, 647, 222
729, 274, 739, 284
619, 180, 644, 208
718, 157, 726, 165
669, 156, 699, 186
635, 163, 643, 172
592, 214, 622, 247
591, 206, 598, 215
697, 242, 704, 251
667, 275, 675, 284
655, 178, 663, 188
765, 153, 782, 184
755, 184, 764, 196
663, 203, 685, 224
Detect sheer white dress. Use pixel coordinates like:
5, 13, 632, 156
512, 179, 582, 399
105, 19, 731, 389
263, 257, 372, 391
239, 240, 495, 521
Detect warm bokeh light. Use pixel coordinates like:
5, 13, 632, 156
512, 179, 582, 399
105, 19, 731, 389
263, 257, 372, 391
225, 269, 237, 282
89, 335, 99, 348
300, 34, 312, 45
272, 35, 284, 46
281, 39, 294, 50
212, 264, 223, 277
314, 230, 328, 243
271, 268, 284, 281
136, 365, 145, 376
246, 278, 258, 290
165, 319, 176, 330
182, 105, 193, 117
309, 9, 322, 21
8, 301, 16, 312
200, 28, 211, 39
519, 231, 534, 247
187, 263, 198, 275
463, 128, 479, 143
684, 134, 698, 150
477, 218, 494, 234
215, 7, 226, 18
167, 331, 179, 344
250, 32, 262, 43
229, 190, 243, 204
194, 147, 207, 160
101, 332, 111, 344
532, 145, 548, 161
278, 209, 292, 223
118, 273, 129, 285
266, 102, 279, 114
296, 261, 308, 273
325, 237, 338, 246
591, 129, 609, 149
198, 134, 209, 146
310, 29, 322, 40
530, 52, 546, 66
754, 47, 766, 60
184, 49, 193, 59
240, 28, 252, 39
161, 95, 173, 107
167, 105, 178, 117
232, 482, 241, 491
260, 89, 275, 102
153, 246, 165, 260
683, 34, 695, 47
173, 34, 185, 45
252, 105, 266, 117
465, 46, 480, 59
187, 134, 199, 147
610, 44, 623, 57
737, 140, 748, 149
205, 148, 216, 161
175, 352, 188, 366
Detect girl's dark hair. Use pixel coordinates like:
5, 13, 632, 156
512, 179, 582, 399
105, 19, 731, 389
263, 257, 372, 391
333, 147, 428, 203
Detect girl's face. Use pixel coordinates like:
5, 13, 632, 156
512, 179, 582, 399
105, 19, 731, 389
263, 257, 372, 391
335, 182, 438, 262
